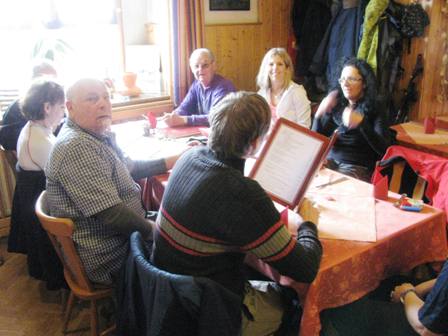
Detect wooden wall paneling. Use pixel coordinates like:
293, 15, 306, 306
205, 25, 218, 63
420, 1, 446, 119
396, 0, 448, 120
218, 27, 233, 82
205, 0, 292, 92
277, 0, 290, 48
428, 0, 448, 118
235, 25, 257, 90
264, 1, 281, 47
394, 0, 425, 120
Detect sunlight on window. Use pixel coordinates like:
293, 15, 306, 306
56, 0, 115, 25
0, 0, 170, 107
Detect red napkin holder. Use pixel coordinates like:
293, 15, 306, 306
147, 112, 158, 129
423, 116, 436, 134
373, 175, 388, 200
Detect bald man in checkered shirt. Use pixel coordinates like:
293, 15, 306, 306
45, 78, 182, 285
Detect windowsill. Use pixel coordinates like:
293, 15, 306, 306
112, 94, 174, 123
111, 92, 170, 108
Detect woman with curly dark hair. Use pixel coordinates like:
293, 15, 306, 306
312, 58, 391, 181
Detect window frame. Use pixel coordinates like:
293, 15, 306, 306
111, 0, 173, 115
0, 0, 174, 121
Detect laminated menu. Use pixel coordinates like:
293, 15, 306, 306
249, 117, 336, 208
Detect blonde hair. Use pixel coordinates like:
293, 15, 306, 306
256, 48, 293, 91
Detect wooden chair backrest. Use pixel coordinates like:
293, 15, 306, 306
0, 89, 18, 115
0, 145, 17, 179
35, 190, 93, 292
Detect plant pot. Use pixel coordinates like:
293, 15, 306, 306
123, 72, 137, 89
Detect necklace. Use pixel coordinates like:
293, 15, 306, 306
348, 102, 357, 109
272, 88, 284, 100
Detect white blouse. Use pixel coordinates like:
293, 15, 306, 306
17, 121, 56, 171
258, 81, 312, 128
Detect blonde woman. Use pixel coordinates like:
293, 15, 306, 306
256, 47, 311, 128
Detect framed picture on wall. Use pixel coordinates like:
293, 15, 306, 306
209, 0, 250, 11
205, 0, 259, 25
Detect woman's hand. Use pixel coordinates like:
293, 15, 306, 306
414, 279, 437, 298
315, 90, 338, 118
390, 283, 415, 303
342, 106, 364, 129
348, 108, 364, 129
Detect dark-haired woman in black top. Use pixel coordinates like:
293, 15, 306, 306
312, 58, 391, 182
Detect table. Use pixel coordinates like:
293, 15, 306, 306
391, 120, 448, 158
112, 120, 191, 209
112, 120, 192, 161
114, 121, 448, 335
245, 172, 447, 336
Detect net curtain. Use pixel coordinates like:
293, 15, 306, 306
170, 0, 205, 106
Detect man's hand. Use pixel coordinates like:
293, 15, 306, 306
159, 113, 187, 127
164, 144, 194, 170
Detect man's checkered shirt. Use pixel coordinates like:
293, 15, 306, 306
45, 119, 146, 284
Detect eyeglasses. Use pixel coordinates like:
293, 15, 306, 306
338, 76, 363, 85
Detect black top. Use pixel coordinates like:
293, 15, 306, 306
0, 100, 26, 151
312, 97, 391, 171
0, 99, 65, 151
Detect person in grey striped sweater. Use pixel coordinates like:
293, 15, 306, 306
152, 91, 322, 336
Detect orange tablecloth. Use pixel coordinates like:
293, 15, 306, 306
391, 121, 448, 158
246, 175, 448, 336
148, 168, 448, 336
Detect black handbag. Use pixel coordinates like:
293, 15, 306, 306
399, 3, 430, 37
387, 1, 430, 38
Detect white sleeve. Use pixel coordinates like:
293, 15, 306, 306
291, 85, 311, 128
278, 83, 311, 128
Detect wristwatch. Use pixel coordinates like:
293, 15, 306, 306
400, 288, 417, 304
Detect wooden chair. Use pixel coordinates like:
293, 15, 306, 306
0, 88, 18, 115
35, 190, 115, 336
0, 145, 17, 179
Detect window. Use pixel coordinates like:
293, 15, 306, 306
0, 0, 171, 112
